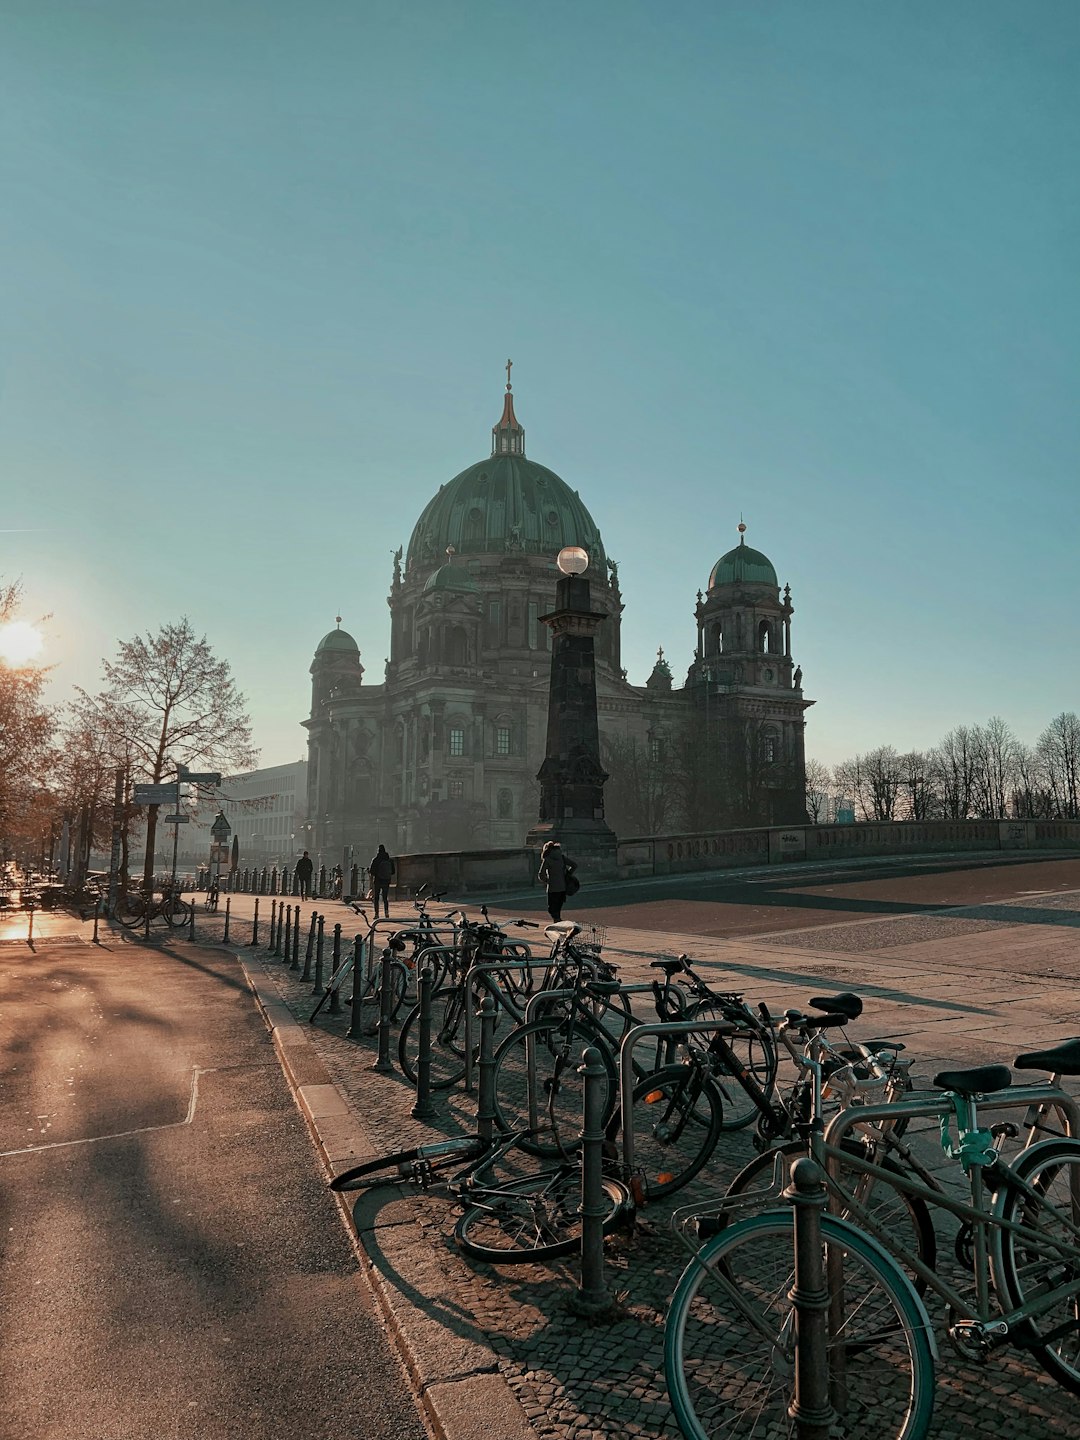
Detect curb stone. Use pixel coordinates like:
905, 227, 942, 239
234, 950, 540, 1440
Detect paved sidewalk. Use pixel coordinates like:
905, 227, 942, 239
191, 879, 1080, 1440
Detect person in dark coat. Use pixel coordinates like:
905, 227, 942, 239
295, 850, 314, 900
368, 843, 395, 918
537, 840, 576, 922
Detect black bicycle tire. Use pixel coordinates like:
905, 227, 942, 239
995, 1136, 1080, 1395
665, 1210, 935, 1440
330, 1135, 486, 1192
609, 1063, 726, 1202
490, 1014, 618, 1158
686, 999, 779, 1130
455, 1172, 630, 1263
397, 985, 469, 1088
725, 1139, 937, 1292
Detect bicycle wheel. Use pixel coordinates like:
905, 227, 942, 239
491, 1015, 618, 1158
687, 1002, 778, 1131
995, 1137, 1080, 1394
117, 895, 146, 929
397, 985, 469, 1088
665, 1210, 935, 1440
610, 1064, 725, 1202
455, 1169, 631, 1263
166, 898, 192, 928
725, 1140, 937, 1292
330, 1135, 485, 1191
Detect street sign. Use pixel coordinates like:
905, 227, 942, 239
182, 772, 222, 786
163, 814, 190, 824
133, 784, 178, 806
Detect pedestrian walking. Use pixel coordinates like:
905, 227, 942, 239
537, 840, 577, 922
295, 850, 314, 901
368, 844, 395, 919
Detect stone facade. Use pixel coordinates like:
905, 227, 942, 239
303, 383, 811, 857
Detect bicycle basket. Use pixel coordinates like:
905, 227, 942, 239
576, 924, 606, 954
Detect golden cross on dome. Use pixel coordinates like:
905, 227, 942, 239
505, 357, 513, 391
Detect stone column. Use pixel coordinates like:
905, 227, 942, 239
526, 566, 617, 877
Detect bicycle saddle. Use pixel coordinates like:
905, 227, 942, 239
1014, 1038, 1080, 1076
545, 921, 579, 940
807, 992, 863, 1021
932, 1065, 1012, 1095
650, 958, 687, 975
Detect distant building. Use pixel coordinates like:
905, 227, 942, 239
215, 760, 309, 869
303, 377, 812, 855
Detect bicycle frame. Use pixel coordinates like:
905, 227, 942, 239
806, 1084, 1080, 1338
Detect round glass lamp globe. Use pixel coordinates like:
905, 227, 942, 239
556, 546, 589, 576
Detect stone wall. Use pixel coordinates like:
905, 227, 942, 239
392, 818, 1080, 896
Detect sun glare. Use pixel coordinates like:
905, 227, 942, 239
0, 621, 44, 666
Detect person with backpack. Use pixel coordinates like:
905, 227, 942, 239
368, 843, 395, 919
537, 840, 577, 922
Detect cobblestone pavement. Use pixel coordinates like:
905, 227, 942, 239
186, 884, 1080, 1438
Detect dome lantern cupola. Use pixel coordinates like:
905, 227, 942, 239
492, 358, 525, 457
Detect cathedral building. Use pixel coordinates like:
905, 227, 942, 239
303, 374, 811, 859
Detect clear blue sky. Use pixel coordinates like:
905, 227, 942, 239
2, 1, 1077, 770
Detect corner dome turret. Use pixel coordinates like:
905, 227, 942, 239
708, 525, 778, 591
314, 620, 360, 655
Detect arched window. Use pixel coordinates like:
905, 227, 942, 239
761, 731, 778, 764
497, 788, 513, 819
445, 626, 468, 666
758, 619, 771, 654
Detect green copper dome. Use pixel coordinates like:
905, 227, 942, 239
708, 538, 778, 590
406, 379, 606, 573
423, 562, 479, 594
315, 624, 360, 654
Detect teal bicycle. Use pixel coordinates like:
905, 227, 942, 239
664, 1038, 1080, 1439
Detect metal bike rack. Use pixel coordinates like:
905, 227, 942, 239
461, 953, 542, 1091
618, 1019, 736, 1175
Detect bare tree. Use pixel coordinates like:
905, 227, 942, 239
601, 732, 675, 836
80, 619, 258, 889
804, 758, 832, 823
968, 716, 1021, 818
897, 750, 938, 820
929, 726, 979, 820
0, 580, 54, 854
1036, 712, 1080, 819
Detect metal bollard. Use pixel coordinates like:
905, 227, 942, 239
188, 892, 195, 941
27, 904, 35, 946
346, 934, 366, 1039
250, 897, 260, 947
268, 898, 278, 952
290, 909, 301, 970
372, 948, 396, 1073
312, 914, 326, 995
786, 1158, 836, 1440
570, 1046, 617, 1318
302, 911, 316, 980
144, 901, 150, 943
282, 905, 292, 964
328, 923, 343, 1015
93, 898, 101, 944
476, 993, 498, 1144
223, 897, 231, 944
411, 961, 437, 1119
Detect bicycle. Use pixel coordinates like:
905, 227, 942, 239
395, 912, 548, 1088
329, 1125, 634, 1264
117, 881, 193, 929
664, 1040, 1080, 1440
625, 989, 920, 1208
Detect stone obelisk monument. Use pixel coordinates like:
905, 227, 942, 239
526, 546, 617, 877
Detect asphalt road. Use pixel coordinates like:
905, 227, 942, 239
0, 936, 428, 1440
516, 851, 1080, 937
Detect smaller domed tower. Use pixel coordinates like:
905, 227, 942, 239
686, 524, 812, 827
